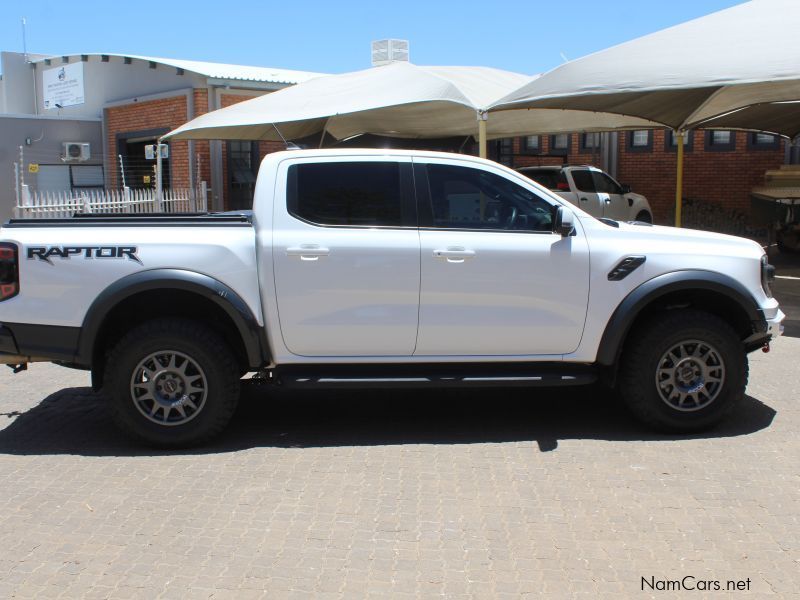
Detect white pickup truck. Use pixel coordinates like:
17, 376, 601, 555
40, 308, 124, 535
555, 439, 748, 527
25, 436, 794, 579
517, 165, 653, 223
0, 149, 784, 446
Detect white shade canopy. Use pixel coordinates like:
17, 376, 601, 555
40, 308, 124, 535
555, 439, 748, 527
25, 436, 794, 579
492, 0, 800, 132
164, 61, 659, 142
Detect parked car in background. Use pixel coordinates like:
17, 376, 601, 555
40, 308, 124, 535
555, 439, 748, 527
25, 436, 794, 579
517, 165, 653, 223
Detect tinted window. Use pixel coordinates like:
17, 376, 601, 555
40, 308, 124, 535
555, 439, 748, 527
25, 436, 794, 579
288, 162, 403, 226
592, 172, 623, 195
425, 164, 554, 232
571, 169, 596, 193
519, 169, 567, 191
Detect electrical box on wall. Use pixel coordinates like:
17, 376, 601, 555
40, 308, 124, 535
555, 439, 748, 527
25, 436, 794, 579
62, 142, 91, 162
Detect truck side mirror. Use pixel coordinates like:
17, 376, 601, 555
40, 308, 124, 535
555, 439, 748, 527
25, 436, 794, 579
620, 183, 632, 194
554, 206, 575, 237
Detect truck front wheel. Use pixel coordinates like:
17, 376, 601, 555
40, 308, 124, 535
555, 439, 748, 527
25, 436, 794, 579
617, 310, 747, 432
105, 319, 241, 447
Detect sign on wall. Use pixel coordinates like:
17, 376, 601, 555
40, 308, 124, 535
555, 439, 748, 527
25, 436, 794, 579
43, 62, 85, 109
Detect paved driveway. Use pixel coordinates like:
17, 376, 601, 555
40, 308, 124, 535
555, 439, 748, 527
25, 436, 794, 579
0, 284, 798, 598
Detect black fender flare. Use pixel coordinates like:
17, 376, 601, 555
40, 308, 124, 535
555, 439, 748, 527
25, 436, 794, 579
78, 269, 269, 368
596, 270, 763, 367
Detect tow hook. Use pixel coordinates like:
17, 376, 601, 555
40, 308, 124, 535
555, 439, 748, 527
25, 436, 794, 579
762, 343, 771, 353
7, 363, 28, 373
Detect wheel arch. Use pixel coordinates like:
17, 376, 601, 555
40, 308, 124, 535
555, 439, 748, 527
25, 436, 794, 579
597, 270, 763, 370
628, 196, 652, 222
79, 269, 269, 387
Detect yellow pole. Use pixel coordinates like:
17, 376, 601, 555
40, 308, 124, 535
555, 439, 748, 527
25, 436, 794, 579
675, 130, 685, 227
478, 111, 487, 159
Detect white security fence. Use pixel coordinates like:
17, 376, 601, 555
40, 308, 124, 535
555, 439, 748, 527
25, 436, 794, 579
14, 183, 208, 219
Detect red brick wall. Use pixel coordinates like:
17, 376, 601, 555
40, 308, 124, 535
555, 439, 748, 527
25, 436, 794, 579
104, 90, 288, 209
616, 129, 785, 224
105, 95, 190, 188
192, 89, 211, 186
510, 134, 604, 169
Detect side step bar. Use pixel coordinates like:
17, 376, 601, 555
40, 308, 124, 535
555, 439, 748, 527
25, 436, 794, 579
272, 363, 598, 390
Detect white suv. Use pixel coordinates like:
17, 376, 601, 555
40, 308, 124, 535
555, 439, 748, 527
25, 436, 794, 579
517, 165, 653, 223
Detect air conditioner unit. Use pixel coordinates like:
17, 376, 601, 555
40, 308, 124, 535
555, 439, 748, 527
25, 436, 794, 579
62, 142, 91, 162
371, 39, 410, 66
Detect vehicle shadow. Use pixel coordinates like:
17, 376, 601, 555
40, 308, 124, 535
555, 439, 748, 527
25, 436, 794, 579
0, 383, 777, 457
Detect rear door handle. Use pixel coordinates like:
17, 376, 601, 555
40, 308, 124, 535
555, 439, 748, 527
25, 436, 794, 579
434, 248, 476, 263
580, 197, 589, 202
286, 245, 330, 260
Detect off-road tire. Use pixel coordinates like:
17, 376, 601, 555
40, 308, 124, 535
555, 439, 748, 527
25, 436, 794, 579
618, 309, 747, 432
105, 318, 241, 447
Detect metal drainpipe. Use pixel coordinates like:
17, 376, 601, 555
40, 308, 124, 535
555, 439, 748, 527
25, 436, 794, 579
30, 61, 39, 116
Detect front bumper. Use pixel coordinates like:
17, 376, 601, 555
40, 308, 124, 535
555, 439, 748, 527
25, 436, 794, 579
767, 308, 785, 340
743, 308, 784, 352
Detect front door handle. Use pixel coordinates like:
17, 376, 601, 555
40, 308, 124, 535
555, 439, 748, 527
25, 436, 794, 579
580, 197, 589, 202
434, 248, 476, 263
286, 245, 330, 261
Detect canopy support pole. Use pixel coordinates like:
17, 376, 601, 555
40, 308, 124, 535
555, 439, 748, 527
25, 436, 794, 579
319, 119, 329, 148
675, 130, 685, 227
477, 111, 488, 158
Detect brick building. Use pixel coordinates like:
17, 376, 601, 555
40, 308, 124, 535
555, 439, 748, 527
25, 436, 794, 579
0, 51, 322, 220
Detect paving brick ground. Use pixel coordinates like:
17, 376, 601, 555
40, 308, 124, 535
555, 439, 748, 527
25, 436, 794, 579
0, 336, 798, 598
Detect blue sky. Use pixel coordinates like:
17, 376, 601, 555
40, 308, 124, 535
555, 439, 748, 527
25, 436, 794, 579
2, 0, 744, 75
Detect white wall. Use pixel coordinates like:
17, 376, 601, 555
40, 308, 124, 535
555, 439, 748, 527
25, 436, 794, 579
0, 115, 102, 223
34, 55, 207, 118
0, 52, 49, 115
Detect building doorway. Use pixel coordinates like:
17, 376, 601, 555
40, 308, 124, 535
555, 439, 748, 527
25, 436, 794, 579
116, 129, 171, 189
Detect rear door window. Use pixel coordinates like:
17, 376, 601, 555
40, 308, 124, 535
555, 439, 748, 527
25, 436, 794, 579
521, 169, 567, 191
287, 162, 407, 227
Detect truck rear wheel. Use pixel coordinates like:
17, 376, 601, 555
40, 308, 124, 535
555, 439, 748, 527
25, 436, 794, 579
617, 309, 747, 432
105, 319, 241, 447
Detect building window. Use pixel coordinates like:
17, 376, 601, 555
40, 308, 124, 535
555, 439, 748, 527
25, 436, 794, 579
627, 130, 653, 152
495, 138, 514, 166
665, 130, 694, 152
227, 141, 259, 211
705, 130, 737, 151
549, 133, 571, 155
581, 132, 601, 151
520, 135, 541, 154
747, 132, 781, 150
